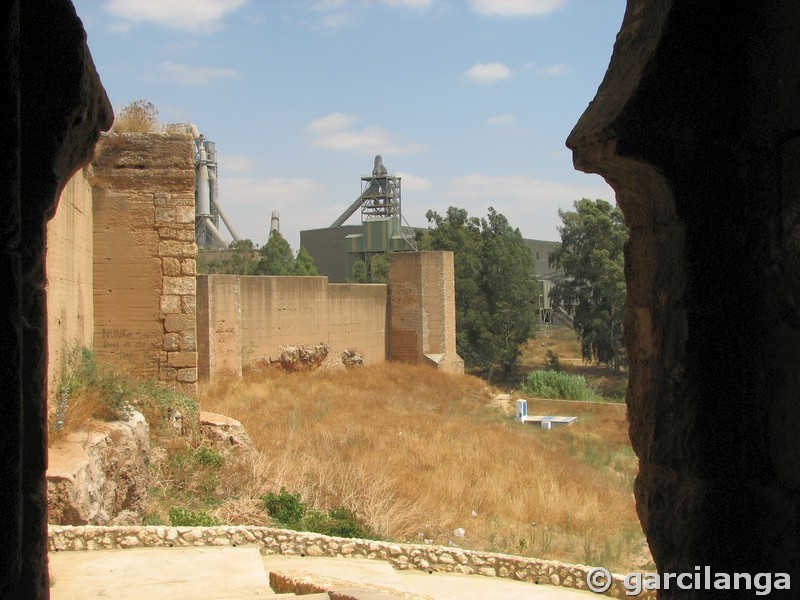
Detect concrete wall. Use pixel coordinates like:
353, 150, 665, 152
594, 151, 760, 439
198, 275, 387, 379
92, 133, 198, 395
198, 252, 461, 380
46, 166, 95, 402
388, 252, 463, 374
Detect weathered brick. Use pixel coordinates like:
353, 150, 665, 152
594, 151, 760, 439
175, 205, 195, 224
163, 276, 195, 296
163, 333, 180, 352
158, 240, 195, 258
177, 368, 198, 383
160, 294, 181, 314
158, 227, 178, 240
181, 258, 196, 275
161, 258, 181, 276
179, 330, 197, 352
164, 314, 194, 332
155, 207, 175, 223
176, 228, 195, 241
167, 352, 197, 368
172, 192, 195, 206
181, 294, 196, 315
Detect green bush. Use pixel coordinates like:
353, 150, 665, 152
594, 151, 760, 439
323, 507, 375, 539
521, 370, 597, 402
194, 445, 224, 468
261, 488, 306, 530
261, 488, 376, 539
168, 506, 221, 527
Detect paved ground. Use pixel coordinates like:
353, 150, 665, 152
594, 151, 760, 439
49, 546, 599, 599
50, 547, 279, 599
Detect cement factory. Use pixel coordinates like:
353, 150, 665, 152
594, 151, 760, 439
191, 138, 563, 321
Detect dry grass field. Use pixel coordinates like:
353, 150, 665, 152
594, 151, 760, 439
199, 359, 652, 572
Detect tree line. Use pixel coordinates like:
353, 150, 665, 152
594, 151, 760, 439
421, 200, 627, 375
197, 231, 319, 276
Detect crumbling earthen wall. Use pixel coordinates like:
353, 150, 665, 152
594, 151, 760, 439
197, 275, 387, 379
46, 166, 95, 404
388, 252, 463, 374
92, 133, 197, 396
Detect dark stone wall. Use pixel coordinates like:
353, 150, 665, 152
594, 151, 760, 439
1, 1, 112, 598
568, 1, 800, 595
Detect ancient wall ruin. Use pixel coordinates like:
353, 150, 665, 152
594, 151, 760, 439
46, 166, 95, 402
197, 253, 463, 380
47, 133, 460, 394
91, 133, 198, 395
388, 252, 464, 374
197, 275, 387, 378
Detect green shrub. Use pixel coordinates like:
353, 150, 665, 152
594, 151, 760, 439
261, 488, 376, 539
323, 507, 375, 539
521, 370, 597, 402
194, 445, 224, 468
261, 488, 306, 530
168, 506, 221, 527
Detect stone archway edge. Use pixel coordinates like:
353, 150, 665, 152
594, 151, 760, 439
48, 524, 654, 599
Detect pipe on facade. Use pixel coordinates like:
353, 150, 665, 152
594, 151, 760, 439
331, 193, 366, 227
209, 192, 241, 242
202, 216, 229, 248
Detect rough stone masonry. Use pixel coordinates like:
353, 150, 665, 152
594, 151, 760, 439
92, 132, 198, 396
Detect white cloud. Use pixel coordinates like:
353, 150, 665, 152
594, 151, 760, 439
305, 113, 427, 155
223, 177, 324, 205
396, 172, 432, 191
158, 61, 238, 85
218, 176, 328, 247
310, 0, 433, 29
221, 154, 254, 173
306, 113, 360, 134
464, 62, 513, 84
446, 174, 605, 204
442, 173, 617, 240
541, 63, 570, 75
470, 0, 566, 17
524, 61, 570, 76
108, 21, 132, 34
104, 0, 246, 32
487, 114, 516, 125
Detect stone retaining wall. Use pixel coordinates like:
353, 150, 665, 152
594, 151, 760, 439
47, 525, 654, 599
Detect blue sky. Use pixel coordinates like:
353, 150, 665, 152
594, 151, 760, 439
72, 0, 625, 250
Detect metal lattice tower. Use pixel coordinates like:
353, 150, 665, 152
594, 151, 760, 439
359, 155, 401, 221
